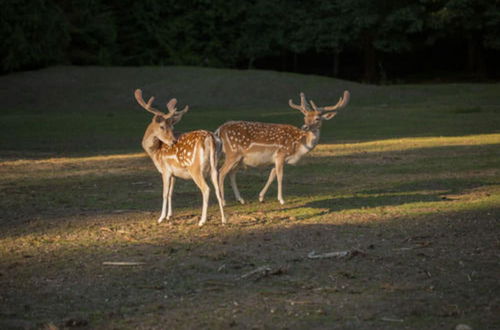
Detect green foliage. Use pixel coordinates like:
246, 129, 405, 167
425, 0, 500, 48
374, 3, 424, 53
107, 0, 172, 65
56, 0, 118, 65
0, 0, 499, 80
0, 0, 69, 72
311, 1, 352, 53
240, 0, 287, 67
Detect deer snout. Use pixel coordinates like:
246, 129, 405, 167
158, 134, 176, 147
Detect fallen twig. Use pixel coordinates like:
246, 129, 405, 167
308, 250, 349, 259
239, 265, 288, 281
102, 261, 145, 266
394, 241, 432, 251
381, 317, 404, 323
240, 265, 271, 279
307, 249, 366, 259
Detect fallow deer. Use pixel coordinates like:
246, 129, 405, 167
135, 89, 226, 226
216, 91, 350, 205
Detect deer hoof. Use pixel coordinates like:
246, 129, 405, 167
238, 198, 245, 205
157, 216, 165, 224
258, 195, 265, 202
279, 199, 285, 205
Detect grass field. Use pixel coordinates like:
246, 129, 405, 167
0, 66, 499, 329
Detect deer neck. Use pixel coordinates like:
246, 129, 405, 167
142, 125, 161, 155
142, 124, 169, 172
303, 127, 321, 151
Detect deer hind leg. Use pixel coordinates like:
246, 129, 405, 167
158, 171, 173, 223
259, 168, 276, 202
229, 169, 245, 204
218, 154, 243, 205
208, 136, 226, 224
191, 169, 211, 227
275, 157, 286, 205
166, 176, 175, 220
210, 163, 226, 225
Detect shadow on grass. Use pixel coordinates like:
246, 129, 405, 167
0, 206, 498, 329
1, 142, 497, 238
303, 191, 442, 213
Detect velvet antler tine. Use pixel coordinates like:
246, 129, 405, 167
319, 90, 350, 112
289, 92, 309, 115
134, 89, 164, 116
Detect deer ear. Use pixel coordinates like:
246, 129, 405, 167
321, 111, 338, 120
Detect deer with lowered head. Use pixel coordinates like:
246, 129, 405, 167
135, 89, 226, 226
216, 91, 350, 205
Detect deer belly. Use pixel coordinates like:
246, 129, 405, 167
171, 166, 192, 180
242, 149, 275, 167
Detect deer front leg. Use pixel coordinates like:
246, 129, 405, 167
259, 168, 276, 202
275, 157, 285, 205
158, 171, 172, 223
166, 176, 175, 220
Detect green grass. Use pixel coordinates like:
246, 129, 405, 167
0, 66, 499, 155
0, 66, 499, 329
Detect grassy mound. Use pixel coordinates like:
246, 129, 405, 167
0, 65, 499, 155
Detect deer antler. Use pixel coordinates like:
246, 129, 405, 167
166, 98, 189, 120
288, 92, 311, 115
316, 91, 350, 113
134, 89, 165, 116
165, 98, 178, 114
175, 104, 189, 117
135, 89, 189, 119
308, 99, 319, 111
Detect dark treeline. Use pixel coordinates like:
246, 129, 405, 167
1, 0, 499, 82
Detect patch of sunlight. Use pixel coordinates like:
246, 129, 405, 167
0, 152, 146, 167
306, 185, 500, 218
0, 211, 156, 253
313, 133, 500, 157
387, 189, 500, 218
0, 152, 150, 182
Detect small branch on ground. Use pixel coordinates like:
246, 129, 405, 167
240, 265, 288, 281
102, 261, 145, 266
381, 317, 404, 322
307, 249, 366, 260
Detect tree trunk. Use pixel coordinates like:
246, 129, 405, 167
363, 35, 378, 83
248, 57, 255, 70
466, 33, 486, 78
333, 50, 340, 77
293, 53, 298, 72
